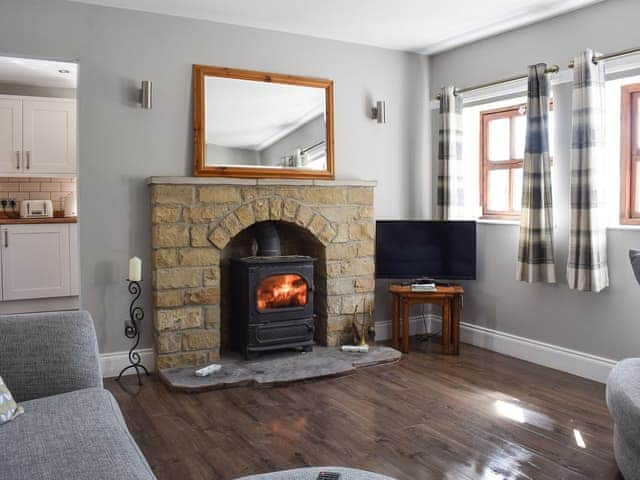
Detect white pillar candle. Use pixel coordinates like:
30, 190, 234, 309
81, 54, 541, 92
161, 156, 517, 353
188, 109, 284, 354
128, 256, 142, 282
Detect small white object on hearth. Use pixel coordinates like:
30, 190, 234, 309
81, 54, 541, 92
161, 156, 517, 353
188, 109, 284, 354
195, 364, 222, 377
128, 256, 142, 282
341, 345, 370, 353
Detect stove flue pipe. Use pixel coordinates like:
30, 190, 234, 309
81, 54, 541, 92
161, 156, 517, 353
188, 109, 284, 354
255, 221, 281, 257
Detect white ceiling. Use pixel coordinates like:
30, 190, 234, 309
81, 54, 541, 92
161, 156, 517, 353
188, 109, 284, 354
68, 0, 604, 54
0, 56, 77, 88
206, 77, 325, 150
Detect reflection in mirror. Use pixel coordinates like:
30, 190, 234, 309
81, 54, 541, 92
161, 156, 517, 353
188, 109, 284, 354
205, 77, 327, 170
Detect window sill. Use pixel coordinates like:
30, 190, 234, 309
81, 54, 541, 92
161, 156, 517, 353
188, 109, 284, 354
475, 221, 640, 230
607, 224, 640, 231
476, 218, 520, 226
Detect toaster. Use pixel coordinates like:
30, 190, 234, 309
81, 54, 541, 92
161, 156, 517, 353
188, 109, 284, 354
20, 199, 54, 218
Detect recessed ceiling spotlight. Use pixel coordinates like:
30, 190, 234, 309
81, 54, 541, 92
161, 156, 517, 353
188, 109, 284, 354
58, 69, 70, 74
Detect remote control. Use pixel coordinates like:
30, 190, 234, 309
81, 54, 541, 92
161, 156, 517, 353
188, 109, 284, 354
317, 473, 341, 480
341, 345, 369, 353
194, 364, 222, 377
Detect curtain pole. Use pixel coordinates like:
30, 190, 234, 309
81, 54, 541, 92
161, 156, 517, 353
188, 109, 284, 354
434, 65, 559, 100
434, 45, 640, 99
568, 46, 640, 68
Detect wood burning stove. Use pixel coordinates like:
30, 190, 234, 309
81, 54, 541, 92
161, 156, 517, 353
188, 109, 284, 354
230, 255, 315, 359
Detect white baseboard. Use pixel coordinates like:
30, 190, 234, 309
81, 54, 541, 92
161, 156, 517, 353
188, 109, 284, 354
100, 348, 155, 378
375, 314, 440, 340
376, 316, 616, 383
100, 321, 616, 383
457, 321, 617, 383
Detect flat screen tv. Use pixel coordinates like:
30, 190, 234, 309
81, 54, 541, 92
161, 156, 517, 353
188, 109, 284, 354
375, 220, 476, 280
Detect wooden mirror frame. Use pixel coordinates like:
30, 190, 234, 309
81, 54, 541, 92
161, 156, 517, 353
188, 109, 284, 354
193, 65, 335, 179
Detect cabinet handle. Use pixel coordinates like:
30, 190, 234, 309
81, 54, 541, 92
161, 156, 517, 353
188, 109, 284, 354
4, 231, 7, 248
15, 151, 20, 170
26, 151, 30, 170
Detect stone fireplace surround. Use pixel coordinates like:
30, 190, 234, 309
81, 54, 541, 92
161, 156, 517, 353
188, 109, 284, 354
148, 177, 376, 370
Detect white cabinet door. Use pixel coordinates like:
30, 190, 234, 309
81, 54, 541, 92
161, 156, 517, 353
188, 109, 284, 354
69, 223, 80, 296
1, 224, 71, 300
0, 98, 22, 174
22, 99, 76, 174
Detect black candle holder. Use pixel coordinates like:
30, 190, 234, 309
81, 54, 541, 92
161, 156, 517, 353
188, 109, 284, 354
116, 280, 150, 385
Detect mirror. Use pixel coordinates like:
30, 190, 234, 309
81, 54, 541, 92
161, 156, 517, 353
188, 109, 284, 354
193, 65, 334, 179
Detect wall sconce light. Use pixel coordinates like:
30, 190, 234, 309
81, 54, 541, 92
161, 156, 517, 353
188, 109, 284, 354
140, 81, 153, 109
371, 100, 386, 123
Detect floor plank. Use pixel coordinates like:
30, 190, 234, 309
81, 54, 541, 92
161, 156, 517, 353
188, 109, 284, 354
105, 342, 620, 480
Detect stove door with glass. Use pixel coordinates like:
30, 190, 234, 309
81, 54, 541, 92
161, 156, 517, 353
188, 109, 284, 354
230, 256, 315, 358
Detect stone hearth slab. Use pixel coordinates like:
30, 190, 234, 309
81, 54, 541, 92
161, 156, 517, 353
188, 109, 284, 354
159, 346, 400, 392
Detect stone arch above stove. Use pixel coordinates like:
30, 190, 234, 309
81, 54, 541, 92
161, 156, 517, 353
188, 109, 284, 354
207, 197, 339, 251
149, 178, 376, 370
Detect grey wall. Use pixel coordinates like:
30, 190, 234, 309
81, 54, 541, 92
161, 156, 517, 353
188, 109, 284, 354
430, 0, 640, 361
0, 0, 429, 354
260, 115, 325, 167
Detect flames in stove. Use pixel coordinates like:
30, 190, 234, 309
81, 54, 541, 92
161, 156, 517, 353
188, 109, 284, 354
256, 274, 308, 310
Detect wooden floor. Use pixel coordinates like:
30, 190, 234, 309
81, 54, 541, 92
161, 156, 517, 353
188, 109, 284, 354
106, 342, 620, 480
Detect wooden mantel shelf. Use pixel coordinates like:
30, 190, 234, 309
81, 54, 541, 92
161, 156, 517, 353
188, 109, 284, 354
0, 217, 78, 225
146, 176, 377, 187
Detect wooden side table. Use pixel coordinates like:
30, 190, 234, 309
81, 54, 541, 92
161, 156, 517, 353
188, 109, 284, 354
389, 284, 464, 355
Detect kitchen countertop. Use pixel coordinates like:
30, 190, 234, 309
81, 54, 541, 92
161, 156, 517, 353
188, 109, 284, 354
0, 217, 78, 225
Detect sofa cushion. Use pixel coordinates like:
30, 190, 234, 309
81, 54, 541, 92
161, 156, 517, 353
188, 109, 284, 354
0, 311, 102, 402
0, 387, 155, 480
0, 375, 23, 424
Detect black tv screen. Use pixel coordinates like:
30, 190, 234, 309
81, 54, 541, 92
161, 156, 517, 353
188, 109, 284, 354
375, 221, 476, 280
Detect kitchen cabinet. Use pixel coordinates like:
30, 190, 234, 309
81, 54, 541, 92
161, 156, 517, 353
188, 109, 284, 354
69, 223, 80, 296
0, 224, 78, 301
0, 98, 21, 173
0, 95, 76, 175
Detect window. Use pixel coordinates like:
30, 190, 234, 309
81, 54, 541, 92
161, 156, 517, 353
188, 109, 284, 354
620, 83, 640, 225
480, 104, 527, 219
479, 101, 554, 219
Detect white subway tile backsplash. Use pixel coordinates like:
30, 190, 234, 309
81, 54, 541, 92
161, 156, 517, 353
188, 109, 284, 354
50, 191, 67, 200
29, 192, 52, 200
19, 183, 40, 192
13, 193, 29, 201
0, 177, 77, 211
40, 183, 61, 192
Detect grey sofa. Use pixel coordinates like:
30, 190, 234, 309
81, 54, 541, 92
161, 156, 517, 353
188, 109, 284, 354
236, 467, 396, 480
605, 249, 640, 480
0, 311, 155, 480
607, 358, 640, 480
